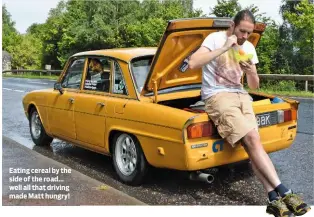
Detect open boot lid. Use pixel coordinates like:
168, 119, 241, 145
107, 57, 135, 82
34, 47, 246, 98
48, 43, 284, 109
140, 17, 266, 100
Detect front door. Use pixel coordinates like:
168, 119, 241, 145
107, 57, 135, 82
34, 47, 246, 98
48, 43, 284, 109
48, 57, 86, 140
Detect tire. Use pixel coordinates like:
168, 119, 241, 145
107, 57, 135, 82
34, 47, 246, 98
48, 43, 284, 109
112, 133, 149, 186
29, 108, 53, 146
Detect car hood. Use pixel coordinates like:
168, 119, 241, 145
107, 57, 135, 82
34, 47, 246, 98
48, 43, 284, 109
140, 17, 266, 96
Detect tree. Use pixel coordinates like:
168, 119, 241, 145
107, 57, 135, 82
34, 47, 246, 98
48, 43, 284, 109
255, 21, 280, 74
57, 0, 138, 64
281, 0, 314, 74
26, 23, 46, 36
2, 5, 21, 53
10, 34, 43, 69
54, 0, 203, 65
118, 0, 202, 47
209, 0, 241, 17
40, 0, 68, 69
4, 0, 203, 69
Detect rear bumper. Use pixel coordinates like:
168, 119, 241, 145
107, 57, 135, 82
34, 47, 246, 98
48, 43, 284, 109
183, 122, 297, 171
139, 121, 297, 172
184, 139, 293, 171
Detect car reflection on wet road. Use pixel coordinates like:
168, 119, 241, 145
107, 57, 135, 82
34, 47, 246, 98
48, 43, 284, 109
2, 77, 314, 205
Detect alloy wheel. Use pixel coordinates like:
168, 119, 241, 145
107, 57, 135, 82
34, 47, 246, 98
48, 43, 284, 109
31, 111, 41, 139
115, 134, 138, 176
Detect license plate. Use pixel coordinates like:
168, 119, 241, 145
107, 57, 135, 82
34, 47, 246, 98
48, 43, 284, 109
256, 112, 276, 127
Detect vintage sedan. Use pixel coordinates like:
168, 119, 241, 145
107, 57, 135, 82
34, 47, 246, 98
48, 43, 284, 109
23, 18, 299, 185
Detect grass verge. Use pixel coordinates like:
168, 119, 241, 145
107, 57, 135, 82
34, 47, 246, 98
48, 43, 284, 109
252, 89, 314, 98
3, 74, 58, 80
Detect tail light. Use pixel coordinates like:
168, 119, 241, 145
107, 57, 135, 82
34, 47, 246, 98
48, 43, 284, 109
277, 109, 297, 123
187, 121, 216, 139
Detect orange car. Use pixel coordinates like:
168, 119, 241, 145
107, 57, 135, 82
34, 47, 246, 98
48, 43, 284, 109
23, 18, 299, 185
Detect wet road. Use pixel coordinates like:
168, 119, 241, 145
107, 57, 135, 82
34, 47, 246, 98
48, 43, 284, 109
2, 77, 314, 205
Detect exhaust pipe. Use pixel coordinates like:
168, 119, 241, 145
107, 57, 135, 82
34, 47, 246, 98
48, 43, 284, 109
189, 171, 214, 184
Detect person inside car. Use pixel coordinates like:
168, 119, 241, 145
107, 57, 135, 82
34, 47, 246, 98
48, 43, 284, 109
89, 58, 104, 74
86, 58, 110, 92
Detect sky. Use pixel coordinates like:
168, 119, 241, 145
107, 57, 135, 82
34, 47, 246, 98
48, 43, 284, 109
2, 0, 283, 34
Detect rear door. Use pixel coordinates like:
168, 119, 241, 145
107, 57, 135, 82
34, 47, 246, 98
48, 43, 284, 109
105, 60, 129, 116
74, 56, 112, 148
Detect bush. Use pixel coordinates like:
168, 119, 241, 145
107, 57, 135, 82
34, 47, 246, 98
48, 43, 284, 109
260, 80, 297, 92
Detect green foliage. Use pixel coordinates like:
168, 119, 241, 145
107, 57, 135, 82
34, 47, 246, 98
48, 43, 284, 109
275, 0, 314, 75
209, 0, 241, 17
3, 73, 59, 80
281, 0, 314, 75
255, 21, 280, 74
261, 80, 297, 92
37, 0, 203, 67
10, 34, 43, 69
251, 89, 314, 98
41, 0, 68, 69
2, 5, 21, 53
2, 5, 42, 69
119, 18, 165, 47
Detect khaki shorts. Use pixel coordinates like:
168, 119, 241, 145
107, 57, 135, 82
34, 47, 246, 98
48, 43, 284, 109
205, 92, 258, 147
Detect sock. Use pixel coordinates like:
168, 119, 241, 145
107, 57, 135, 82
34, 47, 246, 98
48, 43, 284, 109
268, 190, 279, 202
275, 184, 291, 197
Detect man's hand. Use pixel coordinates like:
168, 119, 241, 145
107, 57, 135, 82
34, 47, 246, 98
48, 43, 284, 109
223, 35, 238, 50
240, 60, 260, 89
239, 60, 254, 75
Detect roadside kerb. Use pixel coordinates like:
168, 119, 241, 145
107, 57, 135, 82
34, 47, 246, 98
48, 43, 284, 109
2, 136, 145, 206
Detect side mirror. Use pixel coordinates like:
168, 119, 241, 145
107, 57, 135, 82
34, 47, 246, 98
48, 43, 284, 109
54, 82, 64, 94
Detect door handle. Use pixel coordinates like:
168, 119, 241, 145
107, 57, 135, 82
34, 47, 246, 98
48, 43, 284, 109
97, 102, 105, 107
68, 98, 75, 103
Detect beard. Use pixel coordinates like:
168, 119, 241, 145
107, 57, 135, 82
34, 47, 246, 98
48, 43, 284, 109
237, 38, 246, 45
232, 28, 246, 45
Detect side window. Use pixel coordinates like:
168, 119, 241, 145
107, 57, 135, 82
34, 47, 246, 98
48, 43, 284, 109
113, 61, 127, 95
61, 58, 85, 89
131, 58, 152, 92
84, 57, 111, 92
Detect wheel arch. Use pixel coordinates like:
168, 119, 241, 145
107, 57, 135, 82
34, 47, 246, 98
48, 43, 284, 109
27, 103, 51, 136
108, 129, 120, 155
27, 103, 37, 117
108, 129, 147, 162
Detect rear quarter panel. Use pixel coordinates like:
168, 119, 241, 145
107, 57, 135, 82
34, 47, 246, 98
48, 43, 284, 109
106, 93, 299, 171
105, 100, 196, 169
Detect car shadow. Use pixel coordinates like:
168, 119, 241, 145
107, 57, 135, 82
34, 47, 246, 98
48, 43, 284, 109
33, 139, 264, 205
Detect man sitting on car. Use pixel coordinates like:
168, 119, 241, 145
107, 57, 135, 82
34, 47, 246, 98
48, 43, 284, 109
188, 9, 310, 217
